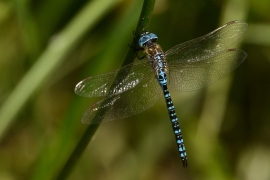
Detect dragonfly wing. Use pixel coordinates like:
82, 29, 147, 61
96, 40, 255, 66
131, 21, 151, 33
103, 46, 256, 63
165, 21, 248, 63
75, 60, 152, 97
168, 49, 247, 91
81, 73, 162, 124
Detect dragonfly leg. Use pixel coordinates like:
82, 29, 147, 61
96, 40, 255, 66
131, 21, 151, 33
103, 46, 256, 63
128, 44, 145, 59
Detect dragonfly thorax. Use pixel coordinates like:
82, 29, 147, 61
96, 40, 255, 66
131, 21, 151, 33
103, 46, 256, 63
143, 45, 168, 85
144, 44, 164, 58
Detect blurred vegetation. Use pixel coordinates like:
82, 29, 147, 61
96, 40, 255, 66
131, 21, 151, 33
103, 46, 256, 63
0, 0, 270, 179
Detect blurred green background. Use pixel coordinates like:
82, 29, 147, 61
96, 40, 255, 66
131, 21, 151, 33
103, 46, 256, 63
0, 0, 270, 179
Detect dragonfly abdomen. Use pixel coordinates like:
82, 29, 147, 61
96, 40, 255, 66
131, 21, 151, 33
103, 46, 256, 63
162, 83, 188, 167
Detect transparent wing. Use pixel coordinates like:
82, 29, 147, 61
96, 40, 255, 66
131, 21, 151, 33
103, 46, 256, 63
165, 21, 248, 63
75, 60, 152, 97
168, 49, 247, 91
81, 73, 162, 124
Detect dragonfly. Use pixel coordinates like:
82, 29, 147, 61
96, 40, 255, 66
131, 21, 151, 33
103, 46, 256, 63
75, 20, 248, 168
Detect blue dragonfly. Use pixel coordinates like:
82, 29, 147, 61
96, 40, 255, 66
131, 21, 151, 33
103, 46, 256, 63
75, 20, 248, 168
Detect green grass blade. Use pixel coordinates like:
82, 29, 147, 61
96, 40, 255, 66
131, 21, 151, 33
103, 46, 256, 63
0, 0, 122, 140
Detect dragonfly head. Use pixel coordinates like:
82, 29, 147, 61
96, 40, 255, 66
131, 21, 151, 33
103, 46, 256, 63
138, 32, 158, 47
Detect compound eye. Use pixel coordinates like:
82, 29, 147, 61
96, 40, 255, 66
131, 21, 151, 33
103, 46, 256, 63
138, 35, 149, 47
138, 32, 158, 47
148, 33, 158, 41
